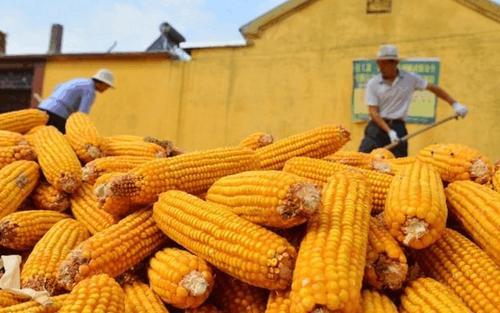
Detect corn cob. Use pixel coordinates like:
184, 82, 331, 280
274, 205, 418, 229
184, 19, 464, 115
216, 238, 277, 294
364, 217, 408, 290
58, 274, 125, 313
360, 290, 397, 313
384, 161, 447, 249
185, 304, 221, 313
0, 144, 37, 169
324, 151, 376, 170
239, 132, 274, 150
212, 273, 268, 313
206, 170, 321, 228
124, 280, 170, 313
65, 112, 105, 163
21, 219, 89, 294
0, 291, 27, 308
289, 171, 372, 313
445, 180, 500, 265
266, 290, 291, 313
0, 210, 68, 250
103, 136, 168, 158
93, 172, 138, 217
256, 125, 350, 170
30, 181, 70, 212
283, 157, 392, 213
370, 148, 395, 160
148, 248, 214, 309
382, 156, 416, 175
0, 109, 48, 134
400, 277, 472, 313
0, 160, 39, 219
417, 228, 500, 313
82, 155, 153, 184
98, 147, 259, 216
0, 294, 68, 313
417, 143, 493, 184
493, 168, 500, 192
0, 130, 27, 146
32, 126, 82, 193
108, 135, 180, 154
58, 209, 167, 290
70, 183, 118, 234
153, 190, 296, 290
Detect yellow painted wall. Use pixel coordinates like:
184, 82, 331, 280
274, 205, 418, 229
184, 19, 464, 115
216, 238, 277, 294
42, 0, 500, 158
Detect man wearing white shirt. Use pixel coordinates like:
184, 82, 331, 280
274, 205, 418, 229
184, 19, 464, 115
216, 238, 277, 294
358, 44, 468, 157
38, 69, 114, 133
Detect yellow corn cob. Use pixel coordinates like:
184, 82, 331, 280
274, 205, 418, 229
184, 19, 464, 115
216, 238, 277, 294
400, 277, 472, 313
103, 137, 168, 158
70, 183, 118, 234
417, 143, 493, 184
185, 304, 221, 313
0, 210, 68, 250
239, 132, 274, 150
283, 157, 392, 213
65, 112, 105, 163
0, 290, 27, 308
98, 147, 259, 216
370, 148, 395, 160
107, 135, 180, 156
30, 181, 70, 212
21, 219, 89, 294
360, 290, 397, 313
0, 294, 68, 313
289, 171, 371, 313
324, 151, 376, 170
417, 229, 500, 313
266, 290, 291, 313
153, 190, 296, 290
93, 172, 137, 217
212, 273, 268, 313
58, 209, 167, 290
124, 280, 170, 313
364, 217, 408, 290
58, 274, 125, 313
148, 248, 214, 309
32, 126, 82, 193
82, 155, 153, 184
0, 130, 27, 146
493, 168, 500, 192
0, 144, 37, 170
384, 161, 447, 249
256, 125, 350, 170
0, 109, 48, 134
382, 156, 416, 175
206, 170, 321, 228
445, 181, 500, 265
0, 160, 39, 219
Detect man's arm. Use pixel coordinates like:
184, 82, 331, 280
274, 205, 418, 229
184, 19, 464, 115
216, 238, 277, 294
426, 83, 468, 117
78, 91, 96, 114
368, 106, 391, 133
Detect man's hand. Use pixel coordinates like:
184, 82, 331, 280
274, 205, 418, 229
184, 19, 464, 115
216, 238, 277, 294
388, 129, 399, 144
452, 102, 468, 117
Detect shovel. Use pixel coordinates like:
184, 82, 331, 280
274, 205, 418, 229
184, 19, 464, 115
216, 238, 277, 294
383, 115, 459, 150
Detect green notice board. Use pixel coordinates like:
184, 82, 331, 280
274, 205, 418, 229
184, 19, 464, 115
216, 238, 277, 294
352, 59, 440, 124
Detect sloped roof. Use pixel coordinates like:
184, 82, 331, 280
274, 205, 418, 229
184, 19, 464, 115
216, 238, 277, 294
239, 0, 500, 39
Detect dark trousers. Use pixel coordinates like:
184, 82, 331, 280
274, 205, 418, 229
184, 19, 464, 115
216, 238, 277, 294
38, 109, 67, 133
358, 119, 408, 157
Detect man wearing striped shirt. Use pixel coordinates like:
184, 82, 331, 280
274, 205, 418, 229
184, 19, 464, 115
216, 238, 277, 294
38, 69, 114, 132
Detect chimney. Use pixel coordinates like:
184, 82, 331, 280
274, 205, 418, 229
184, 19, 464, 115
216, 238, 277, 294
0, 31, 5, 55
48, 24, 63, 54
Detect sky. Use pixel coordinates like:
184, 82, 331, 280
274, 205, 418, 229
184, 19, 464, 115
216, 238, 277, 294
1, 0, 499, 55
0, 0, 287, 55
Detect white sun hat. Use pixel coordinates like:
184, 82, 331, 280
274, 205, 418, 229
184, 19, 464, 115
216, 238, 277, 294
92, 69, 115, 88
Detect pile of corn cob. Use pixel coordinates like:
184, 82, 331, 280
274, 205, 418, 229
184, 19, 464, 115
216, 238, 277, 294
0, 108, 498, 313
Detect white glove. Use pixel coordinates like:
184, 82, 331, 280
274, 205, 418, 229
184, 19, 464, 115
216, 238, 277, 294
388, 129, 399, 144
452, 102, 468, 117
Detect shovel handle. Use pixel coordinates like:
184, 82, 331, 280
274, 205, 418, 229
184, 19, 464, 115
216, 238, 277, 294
383, 115, 459, 150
